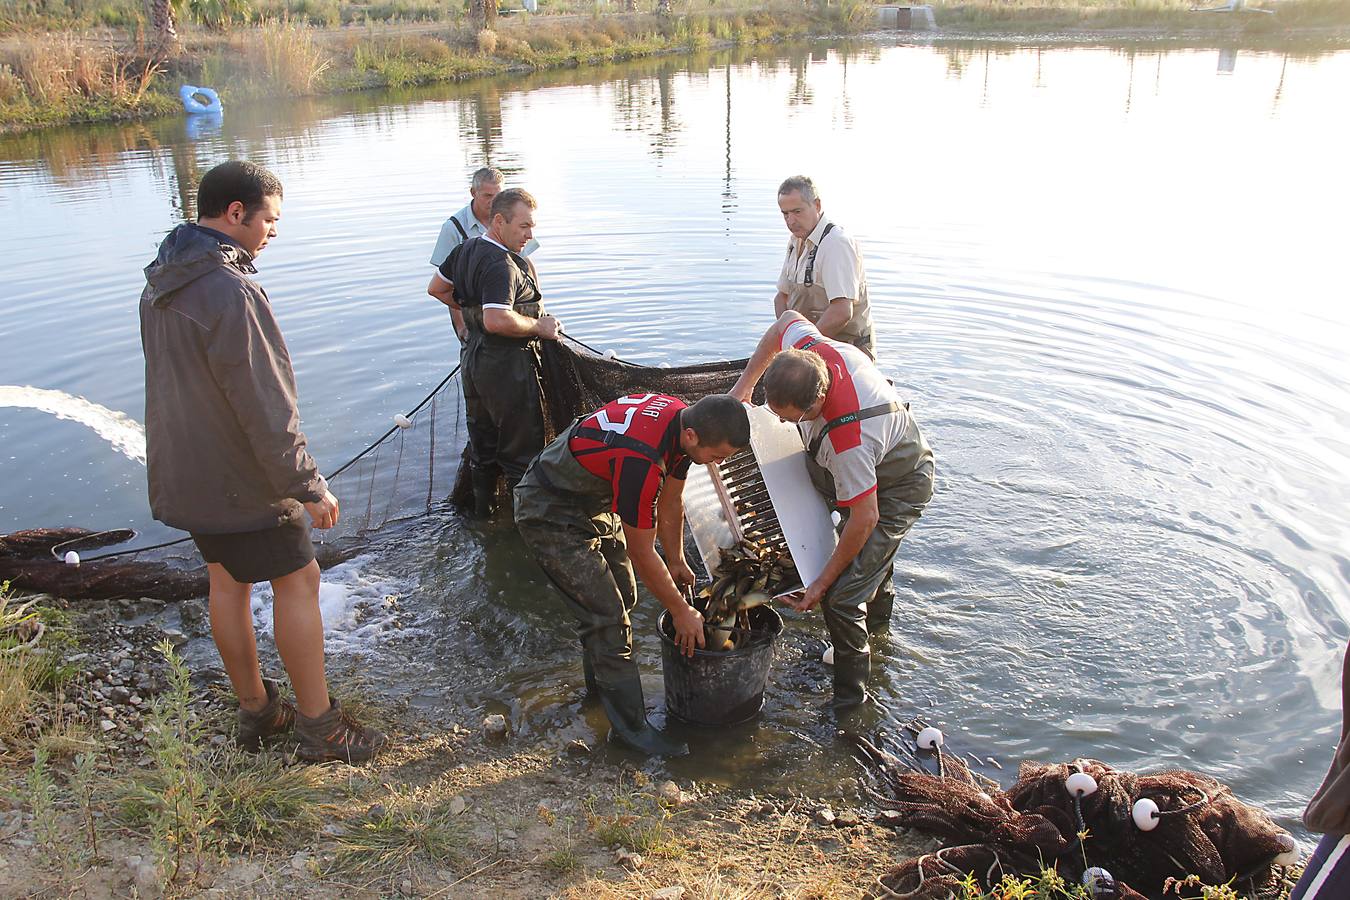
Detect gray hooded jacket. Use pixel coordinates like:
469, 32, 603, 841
140, 223, 327, 534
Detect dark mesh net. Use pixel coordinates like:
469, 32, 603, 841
450, 337, 753, 506
4, 338, 755, 599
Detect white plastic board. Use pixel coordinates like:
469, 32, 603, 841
683, 405, 838, 593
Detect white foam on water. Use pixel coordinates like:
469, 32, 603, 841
250, 554, 413, 655
0, 385, 147, 463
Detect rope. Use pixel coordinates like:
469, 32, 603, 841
61, 364, 462, 564
561, 331, 639, 366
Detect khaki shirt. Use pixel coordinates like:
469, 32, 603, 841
776, 215, 874, 356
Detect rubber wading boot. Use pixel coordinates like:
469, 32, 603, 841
595, 672, 688, 757
867, 583, 895, 634
831, 651, 871, 711
236, 678, 296, 750
503, 475, 522, 518
581, 648, 599, 698
470, 468, 499, 517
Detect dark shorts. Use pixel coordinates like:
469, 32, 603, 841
191, 519, 315, 585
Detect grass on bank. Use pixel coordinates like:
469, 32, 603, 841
0, 0, 865, 129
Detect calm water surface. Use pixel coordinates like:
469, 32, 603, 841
3, 37, 1349, 832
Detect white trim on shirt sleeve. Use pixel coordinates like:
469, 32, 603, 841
432, 269, 452, 285
481, 303, 513, 311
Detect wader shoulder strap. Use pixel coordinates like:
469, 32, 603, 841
450, 216, 469, 241
571, 425, 667, 470
807, 401, 901, 459
803, 222, 836, 287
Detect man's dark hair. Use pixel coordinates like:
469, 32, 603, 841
683, 395, 750, 449
764, 350, 829, 411
197, 160, 283, 221
491, 187, 536, 222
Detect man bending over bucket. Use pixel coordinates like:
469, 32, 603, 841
514, 393, 750, 756
427, 188, 562, 516
731, 312, 934, 710
140, 160, 385, 762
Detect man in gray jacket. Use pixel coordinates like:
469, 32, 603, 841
140, 160, 384, 763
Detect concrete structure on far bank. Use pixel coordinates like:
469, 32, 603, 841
876, 5, 937, 29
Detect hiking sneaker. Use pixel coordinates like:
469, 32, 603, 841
236, 678, 296, 750
296, 698, 387, 764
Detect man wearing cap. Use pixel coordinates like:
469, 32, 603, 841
514, 393, 750, 756
427, 188, 560, 516
773, 175, 876, 359
731, 311, 933, 709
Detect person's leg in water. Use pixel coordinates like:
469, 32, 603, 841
482, 343, 547, 515
461, 340, 502, 517
516, 491, 686, 757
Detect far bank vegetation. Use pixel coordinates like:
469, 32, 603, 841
0, 0, 866, 131
2, 0, 1347, 131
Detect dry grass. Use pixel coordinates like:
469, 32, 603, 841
2, 33, 159, 106
250, 18, 332, 93
0, 583, 43, 744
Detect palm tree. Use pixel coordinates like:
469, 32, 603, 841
149, 0, 179, 52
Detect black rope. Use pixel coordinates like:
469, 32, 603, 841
561, 331, 639, 366
64, 364, 462, 564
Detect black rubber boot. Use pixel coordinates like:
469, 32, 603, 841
831, 649, 871, 710
503, 475, 522, 518
590, 659, 687, 757
581, 646, 598, 697
866, 581, 895, 634
470, 468, 499, 517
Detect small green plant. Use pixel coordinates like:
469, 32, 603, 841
584, 779, 683, 858
70, 750, 102, 862
541, 845, 582, 875
119, 640, 221, 887
329, 797, 469, 874
27, 747, 62, 862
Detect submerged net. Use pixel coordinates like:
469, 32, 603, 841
3, 337, 753, 600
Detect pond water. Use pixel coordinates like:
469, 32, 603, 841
3, 35, 1349, 834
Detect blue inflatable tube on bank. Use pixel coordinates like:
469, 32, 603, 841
179, 84, 222, 115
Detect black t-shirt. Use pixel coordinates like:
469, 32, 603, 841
438, 236, 541, 312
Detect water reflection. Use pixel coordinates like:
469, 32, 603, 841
3, 37, 1349, 826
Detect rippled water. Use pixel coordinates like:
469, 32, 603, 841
3, 37, 1348, 831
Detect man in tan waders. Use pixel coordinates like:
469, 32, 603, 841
773, 175, 876, 359
427, 188, 561, 515
732, 312, 933, 709
514, 393, 750, 756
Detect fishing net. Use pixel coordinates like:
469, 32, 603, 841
2, 337, 753, 601
850, 731, 1298, 900
449, 337, 752, 506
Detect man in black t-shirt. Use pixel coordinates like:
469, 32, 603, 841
427, 189, 562, 515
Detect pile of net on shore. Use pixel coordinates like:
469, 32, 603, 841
850, 732, 1299, 899
3, 339, 754, 601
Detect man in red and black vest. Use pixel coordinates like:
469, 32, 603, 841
732, 311, 935, 710
514, 393, 750, 756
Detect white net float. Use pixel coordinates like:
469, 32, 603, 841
393, 414, 413, 429
1132, 797, 1160, 831
64, 550, 80, 566
1066, 772, 1098, 797
917, 726, 944, 750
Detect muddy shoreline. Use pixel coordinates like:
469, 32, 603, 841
0, 592, 933, 898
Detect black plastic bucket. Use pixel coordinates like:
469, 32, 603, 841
659, 605, 783, 726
